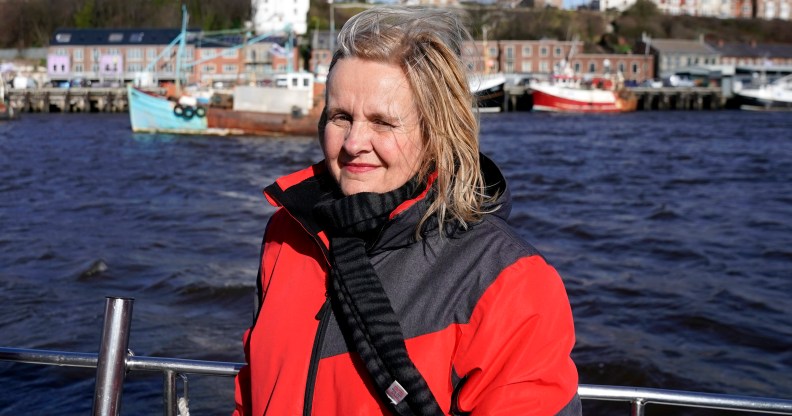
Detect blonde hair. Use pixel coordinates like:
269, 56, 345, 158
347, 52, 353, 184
325, 6, 489, 235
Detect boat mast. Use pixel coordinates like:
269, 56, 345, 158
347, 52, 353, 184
175, 4, 190, 92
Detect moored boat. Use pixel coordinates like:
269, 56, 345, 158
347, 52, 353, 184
470, 73, 506, 112
529, 74, 637, 113
127, 74, 322, 137
733, 74, 792, 111
0, 80, 17, 121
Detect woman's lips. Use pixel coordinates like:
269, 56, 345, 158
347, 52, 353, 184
342, 163, 379, 174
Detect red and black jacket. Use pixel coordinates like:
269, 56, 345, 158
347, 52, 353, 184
233, 156, 581, 415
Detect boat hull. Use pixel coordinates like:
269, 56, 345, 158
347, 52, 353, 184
127, 86, 320, 137
530, 83, 636, 113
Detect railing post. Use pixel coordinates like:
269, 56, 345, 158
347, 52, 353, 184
92, 297, 134, 416
164, 370, 177, 416
631, 398, 646, 416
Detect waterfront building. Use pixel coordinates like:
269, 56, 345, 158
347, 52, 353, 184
252, 0, 310, 35
636, 36, 721, 78
47, 28, 300, 87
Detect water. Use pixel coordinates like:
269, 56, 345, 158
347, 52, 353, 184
1, 111, 790, 414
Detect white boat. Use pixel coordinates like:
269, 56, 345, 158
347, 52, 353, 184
469, 73, 506, 113
734, 74, 792, 111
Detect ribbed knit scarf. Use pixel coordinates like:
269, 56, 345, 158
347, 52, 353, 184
313, 179, 444, 416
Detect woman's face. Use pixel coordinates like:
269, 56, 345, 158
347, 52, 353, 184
322, 57, 424, 196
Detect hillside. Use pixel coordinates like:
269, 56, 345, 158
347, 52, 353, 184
1, 0, 791, 51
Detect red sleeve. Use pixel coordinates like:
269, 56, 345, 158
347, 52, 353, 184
452, 255, 579, 415
232, 209, 290, 416
232, 329, 253, 416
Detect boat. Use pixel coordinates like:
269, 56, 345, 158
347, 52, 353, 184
0, 79, 17, 121
733, 74, 792, 111
470, 73, 506, 112
528, 73, 637, 113
128, 75, 322, 137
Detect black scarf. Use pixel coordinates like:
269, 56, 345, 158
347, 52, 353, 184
314, 178, 444, 416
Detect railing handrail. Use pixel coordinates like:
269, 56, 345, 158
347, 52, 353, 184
2, 345, 791, 414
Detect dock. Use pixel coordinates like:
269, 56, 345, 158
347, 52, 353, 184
8, 85, 725, 114
8, 87, 130, 113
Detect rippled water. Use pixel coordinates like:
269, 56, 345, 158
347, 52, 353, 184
1, 112, 790, 414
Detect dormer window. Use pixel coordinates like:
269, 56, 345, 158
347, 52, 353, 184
56, 33, 72, 43
108, 33, 124, 42
130, 33, 144, 42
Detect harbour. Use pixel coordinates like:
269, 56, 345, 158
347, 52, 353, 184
6, 84, 727, 114
1, 111, 790, 414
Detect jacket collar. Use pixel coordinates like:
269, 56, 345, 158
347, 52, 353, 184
262, 154, 511, 255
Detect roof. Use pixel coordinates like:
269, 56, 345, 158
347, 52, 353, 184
50, 28, 199, 46
649, 39, 720, 55
710, 42, 792, 58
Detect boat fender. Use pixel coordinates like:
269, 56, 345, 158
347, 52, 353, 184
195, 106, 206, 118
182, 106, 195, 120
173, 104, 185, 118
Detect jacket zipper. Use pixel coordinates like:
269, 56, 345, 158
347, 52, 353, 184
303, 297, 331, 416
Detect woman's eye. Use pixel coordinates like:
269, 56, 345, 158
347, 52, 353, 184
328, 114, 351, 128
370, 120, 395, 132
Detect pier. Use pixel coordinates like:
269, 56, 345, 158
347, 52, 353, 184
8, 87, 130, 113
629, 86, 724, 111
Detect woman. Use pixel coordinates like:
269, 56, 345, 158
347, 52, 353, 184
234, 6, 581, 416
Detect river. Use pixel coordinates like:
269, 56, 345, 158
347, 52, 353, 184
1, 111, 790, 414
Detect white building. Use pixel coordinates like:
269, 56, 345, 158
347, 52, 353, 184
252, 0, 310, 36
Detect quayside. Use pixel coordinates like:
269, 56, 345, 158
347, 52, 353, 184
1, 297, 791, 416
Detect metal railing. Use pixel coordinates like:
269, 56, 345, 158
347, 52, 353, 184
1, 297, 791, 415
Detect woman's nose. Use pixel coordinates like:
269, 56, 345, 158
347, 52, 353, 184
342, 122, 373, 155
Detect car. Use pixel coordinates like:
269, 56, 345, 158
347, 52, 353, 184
69, 78, 92, 88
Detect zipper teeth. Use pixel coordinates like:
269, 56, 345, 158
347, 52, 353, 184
303, 299, 331, 416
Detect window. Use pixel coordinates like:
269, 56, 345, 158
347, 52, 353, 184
632, 63, 639, 74
74, 63, 83, 72
74, 49, 83, 61
618, 61, 625, 73
130, 32, 144, 43
505, 62, 514, 73
222, 64, 238, 73
574, 62, 581, 72
108, 33, 124, 42
56, 33, 72, 43
108, 48, 120, 55
554, 47, 563, 57
92, 63, 99, 72
201, 49, 216, 59
588, 61, 597, 73
127, 48, 142, 61
127, 63, 143, 72
539, 61, 549, 72
521, 61, 532, 72
505, 46, 514, 59
221, 49, 239, 58
55, 48, 68, 56
147, 48, 157, 60
522, 46, 532, 56
540, 46, 548, 57
202, 65, 216, 73
489, 47, 497, 57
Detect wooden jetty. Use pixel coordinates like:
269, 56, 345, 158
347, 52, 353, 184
9, 85, 724, 114
8, 87, 130, 113
628, 86, 724, 111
